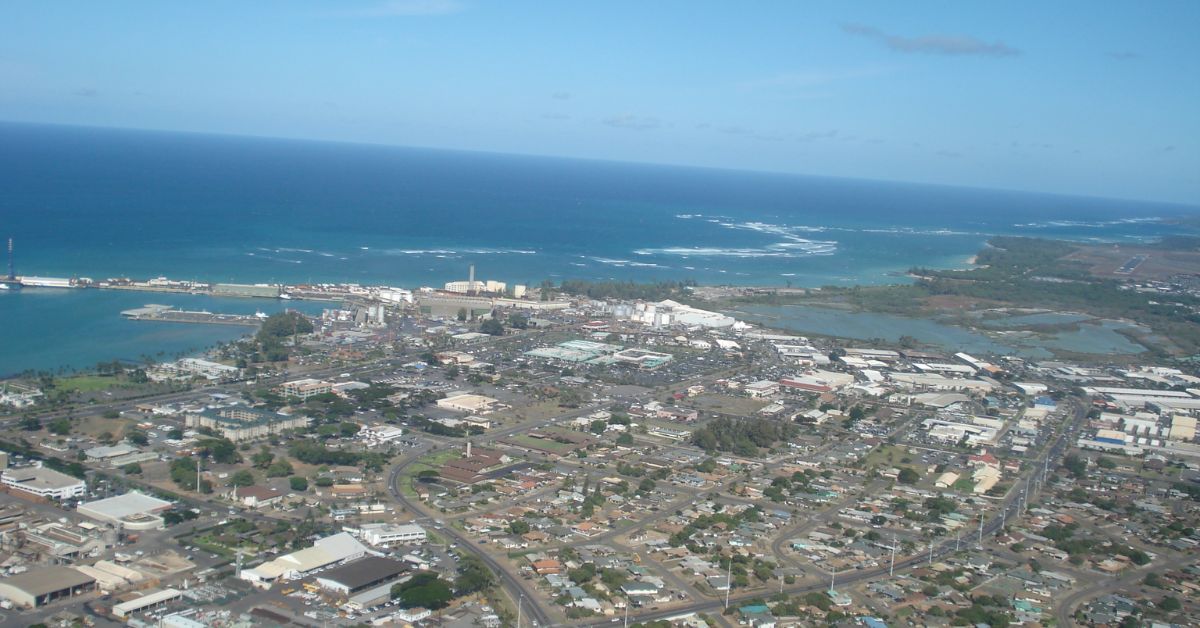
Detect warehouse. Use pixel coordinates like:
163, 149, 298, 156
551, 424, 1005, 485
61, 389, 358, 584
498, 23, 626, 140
436, 393, 501, 414
314, 556, 408, 596
240, 532, 367, 586
112, 588, 183, 618
0, 567, 96, 608
77, 491, 173, 530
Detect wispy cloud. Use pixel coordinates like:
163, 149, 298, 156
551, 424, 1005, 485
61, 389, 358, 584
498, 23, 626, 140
346, 0, 463, 17
842, 23, 1020, 57
73, 87, 98, 98
602, 114, 663, 130
540, 112, 570, 121
551, 91, 572, 100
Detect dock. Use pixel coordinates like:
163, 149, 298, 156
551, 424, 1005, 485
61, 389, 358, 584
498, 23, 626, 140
120, 304, 265, 327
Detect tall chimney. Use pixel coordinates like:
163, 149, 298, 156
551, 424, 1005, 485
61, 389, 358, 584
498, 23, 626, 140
468, 264, 475, 294
466, 440, 472, 458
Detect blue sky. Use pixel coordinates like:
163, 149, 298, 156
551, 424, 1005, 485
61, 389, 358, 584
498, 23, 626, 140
2, 1, 1197, 204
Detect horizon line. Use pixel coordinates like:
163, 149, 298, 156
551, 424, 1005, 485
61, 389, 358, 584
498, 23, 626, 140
1, 118, 1197, 210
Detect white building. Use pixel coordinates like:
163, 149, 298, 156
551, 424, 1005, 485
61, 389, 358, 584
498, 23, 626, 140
0, 465, 86, 500
345, 523, 427, 547
240, 532, 368, 586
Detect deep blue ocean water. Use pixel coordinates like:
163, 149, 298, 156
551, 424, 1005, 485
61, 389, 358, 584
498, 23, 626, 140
1, 122, 1198, 374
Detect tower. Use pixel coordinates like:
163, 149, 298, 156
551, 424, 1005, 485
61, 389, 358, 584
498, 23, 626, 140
468, 264, 476, 294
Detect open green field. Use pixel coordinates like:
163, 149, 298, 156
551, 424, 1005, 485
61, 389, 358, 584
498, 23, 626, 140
860, 444, 912, 470
56, 375, 123, 393
399, 449, 462, 495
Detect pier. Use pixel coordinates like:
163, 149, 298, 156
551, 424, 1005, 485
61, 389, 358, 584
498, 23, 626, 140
120, 304, 265, 327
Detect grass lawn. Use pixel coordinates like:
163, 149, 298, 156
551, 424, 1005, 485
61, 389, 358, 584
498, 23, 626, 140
952, 476, 976, 493
860, 444, 911, 470
400, 449, 462, 494
56, 375, 122, 393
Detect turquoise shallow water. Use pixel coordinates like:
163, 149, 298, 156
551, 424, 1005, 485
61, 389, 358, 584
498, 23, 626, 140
1, 122, 1196, 374
0, 289, 327, 376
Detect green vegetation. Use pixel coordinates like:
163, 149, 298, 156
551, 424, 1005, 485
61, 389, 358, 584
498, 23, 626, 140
548, 279, 695, 301
252, 311, 314, 362
391, 572, 453, 609
691, 417, 799, 456
288, 440, 391, 470
453, 555, 496, 595
733, 236, 1200, 355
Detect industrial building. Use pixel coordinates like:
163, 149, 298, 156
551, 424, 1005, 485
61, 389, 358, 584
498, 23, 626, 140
0, 464, 87, 500
112, 588, 183, 618
77, 491, 173, 530
211, 283, 280, 298
436, 392, 501, 414
314, 556, 408, 596
0, 567, 96, 608
240, 532, 368, 586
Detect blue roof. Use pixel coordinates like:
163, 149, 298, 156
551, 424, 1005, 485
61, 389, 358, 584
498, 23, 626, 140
863, 618, 888, 628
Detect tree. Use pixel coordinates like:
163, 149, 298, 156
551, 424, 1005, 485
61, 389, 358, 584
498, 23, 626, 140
167, 427, 184, 440
19, 416, 40, 431
589, 419, 608, 434
289, 476, 309, 491
898, 467, 920, 484
456, 308, 468, 321
252, 447, 275, 469
1063, 454, 1087, 479
48, 418, 72, 436
480, 318, 504, 336
101, 410, 120, 419
616, 433, 634, 446
509, 519, 531, 535
507, 313, 529, 329
123, 463, 143, 475
229, 469, 255, 487
392, 572, 453, 609
454, 556, 496, 595
267, 459, 294, 477
638, 478, 657, 493
1160, 596, 1181, 612
198, 438, 241, 464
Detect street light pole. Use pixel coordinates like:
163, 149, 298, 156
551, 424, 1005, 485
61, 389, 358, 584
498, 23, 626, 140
517, 593, 523, 628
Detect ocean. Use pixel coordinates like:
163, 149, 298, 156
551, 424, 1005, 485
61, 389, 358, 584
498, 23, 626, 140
1, 122, 1197, 374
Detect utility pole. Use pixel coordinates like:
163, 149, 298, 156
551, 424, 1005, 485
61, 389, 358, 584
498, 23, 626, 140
196, 458, 201, 493
890, 534, 897, 577
928, 541, 933, 566
623, 601, 629, 628
956, 529, 961, 552
829, 564, 836, 595
978, 514, 984, 547
516, 593, 523, 628
724, 558, 733, 610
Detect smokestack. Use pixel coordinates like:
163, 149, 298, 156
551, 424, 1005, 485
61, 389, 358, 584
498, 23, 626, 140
466, 440, 472, 458
468, 264, 475, 294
